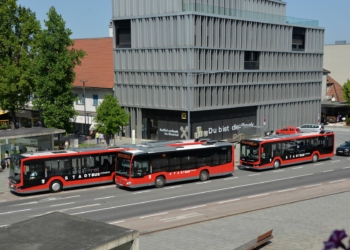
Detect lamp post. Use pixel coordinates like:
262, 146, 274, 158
187, 68, 191, 139
80, 80, 88, 134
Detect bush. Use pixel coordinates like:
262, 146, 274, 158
0, 124, 7, 130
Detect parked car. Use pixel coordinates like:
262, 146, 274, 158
336, 141, 350, 156
298, 124, 324, 133
275, 126, 301, 135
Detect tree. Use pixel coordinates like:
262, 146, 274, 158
94, 93, 129, 145
342, 79, 350, 105
0, 0, 40, 129
32, 6, 85, 132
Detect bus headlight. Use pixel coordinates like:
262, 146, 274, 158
126, 182, 131, 186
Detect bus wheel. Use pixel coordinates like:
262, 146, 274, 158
273, 160, 280, 169
155, 176, 165, 188
312, 154, 319, 163
199, 170, 209, 181
50, 181, 63, 193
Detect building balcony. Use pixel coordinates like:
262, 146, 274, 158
182, 3, 319, 27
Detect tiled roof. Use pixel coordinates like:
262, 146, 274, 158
326, 75, 345, 102
72, 37, 113, 89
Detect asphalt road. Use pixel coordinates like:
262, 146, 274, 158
0, 126, 349, 232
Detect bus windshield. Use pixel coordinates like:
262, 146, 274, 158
240, 140, 260, 161
116, 157, 131, 178
8, 156, 21, 184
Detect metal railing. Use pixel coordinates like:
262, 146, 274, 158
182, 3, 319, 27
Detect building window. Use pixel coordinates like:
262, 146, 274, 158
76, 94, 84, 105
115, 20, 131, 48
244, 51, 260, 70
292, 27, 305, 51
93, 95, 98, 106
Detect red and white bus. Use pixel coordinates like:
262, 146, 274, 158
8, 147, 127, 194
115, 141, 234, 188
238, 130, 334, 170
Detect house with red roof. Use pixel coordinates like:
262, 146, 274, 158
321, 69, 350, 121
71, 37, 114, 133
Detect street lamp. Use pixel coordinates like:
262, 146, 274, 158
80, 80, 88, 134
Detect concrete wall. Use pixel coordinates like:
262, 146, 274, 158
324, 44, 350, 86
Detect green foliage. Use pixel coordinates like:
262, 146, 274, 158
0, 0, 41, 128
0, 124, 7, 130
342, 79, 350, 105
32, 7, 85, 132
94, 93, 129, 138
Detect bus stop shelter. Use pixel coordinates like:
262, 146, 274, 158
0, 127, 65, 163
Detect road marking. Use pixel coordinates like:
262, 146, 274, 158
331, 160, 341, 163
329, 179, 346, 184
41, 195, 81, 202
273, 170, 284, 173
181, 205, 206, 211
30, 204, 101, 217
161, 213, 201, 222
140, 212, 168, 219
248, 174, 261, 177
94, 196, 115, 200
0, 209, 31, 215
249, 193, 269, 198
59, 204, 100, 212
133, 191, 150, 194
314, 163, 324, 166
69, 173, 316, 215
11, 201, 38, 206
165, 186, 182, 189
323, 170, 334, 173
304, 184, 322, 188
218, 199, 241, 204
278, 188, 297, 193
196, 181, 211, 184
19, 194, 50, 199
109, 220, 125, 224
50, 202, 75, 207
224, 177, 238, 180
0, 225, 8, 228
97, 186, 115, 189
0, 200, 6, 203
343, 167, 350, 169
292, 166, 303, 170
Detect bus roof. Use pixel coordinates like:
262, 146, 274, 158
120, 140, 233, 155
19, 146, 126, 158
243, 130, 334, 143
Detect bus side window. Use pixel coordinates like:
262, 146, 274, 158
169, 156, 181, 171
181, 154, 196, 170
196, 149, 212, 167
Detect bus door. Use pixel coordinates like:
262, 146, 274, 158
260, 144, 272, 166
23, 161, 45, 188
132, 155, 150, 179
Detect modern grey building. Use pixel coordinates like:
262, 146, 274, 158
111, 0, 324, 140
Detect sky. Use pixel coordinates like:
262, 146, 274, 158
17, 0, 350, 45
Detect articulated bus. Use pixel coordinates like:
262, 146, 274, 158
115, 141, 234, 188
6, 139, 213, 194
238, 131, 334, 170
8, 147, 128, 194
